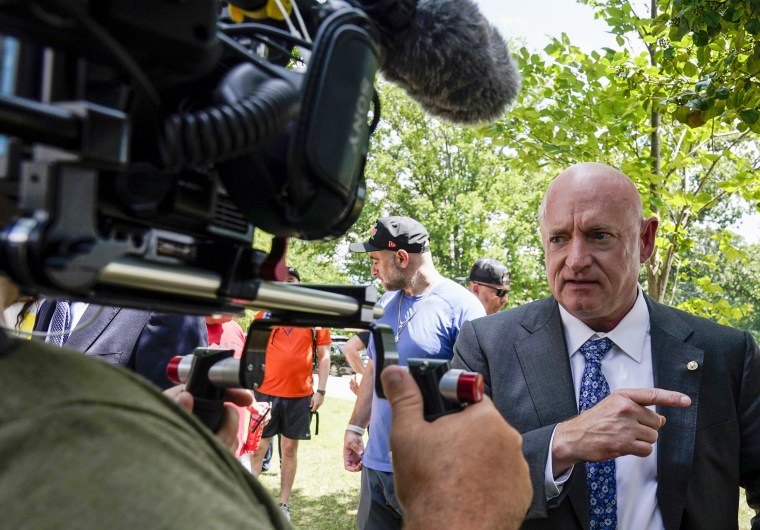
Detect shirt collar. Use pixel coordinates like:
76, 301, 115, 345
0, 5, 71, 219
558, 286, 650, 363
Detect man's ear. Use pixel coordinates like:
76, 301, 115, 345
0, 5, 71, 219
640, 216, 659, 263
396, 249, 410, 268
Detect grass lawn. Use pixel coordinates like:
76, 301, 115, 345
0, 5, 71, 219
254, 395, 756, 529
740, 489, 754, 529
256, 396, 361, 530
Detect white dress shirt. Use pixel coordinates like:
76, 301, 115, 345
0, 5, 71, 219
69, 301, 89, 331
544, 287, 664, 530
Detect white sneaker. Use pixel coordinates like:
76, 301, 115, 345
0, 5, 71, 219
280, 503, 291, 522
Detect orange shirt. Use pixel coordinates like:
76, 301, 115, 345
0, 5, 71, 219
257, 326, 331, 398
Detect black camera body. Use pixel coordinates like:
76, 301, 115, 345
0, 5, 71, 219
0, 0, 381, 315
0, 0, 480, 425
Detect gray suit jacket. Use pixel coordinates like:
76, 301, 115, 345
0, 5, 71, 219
36, 302, 207, 389
452, 295, 760, 530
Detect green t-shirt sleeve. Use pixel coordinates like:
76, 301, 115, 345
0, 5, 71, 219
0, 335, 288, 530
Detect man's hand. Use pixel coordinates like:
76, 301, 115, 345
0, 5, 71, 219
310, 391, 325, 412
164, 385, 254, 453
349, 373, 363, 395
552, 387, 691, 476
343, 431, 364, 472
381, 365, 532, 530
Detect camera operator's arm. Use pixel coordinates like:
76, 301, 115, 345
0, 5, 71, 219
344, 358, 374, 472
311, 342, 330, 412
381, 365, 532, 530
165, 385, 254, 453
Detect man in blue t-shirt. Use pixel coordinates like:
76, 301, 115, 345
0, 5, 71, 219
344, 216, 486, 529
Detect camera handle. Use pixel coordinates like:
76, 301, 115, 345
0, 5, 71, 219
182, 348, 235, 431
371, 323, 484, 421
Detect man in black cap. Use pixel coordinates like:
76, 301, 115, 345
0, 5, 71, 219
460, 257, 511, 315
344, 215, 486, 529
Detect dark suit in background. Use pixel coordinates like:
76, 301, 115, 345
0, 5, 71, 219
35, 302, 207, 389
452, 295, 760, 530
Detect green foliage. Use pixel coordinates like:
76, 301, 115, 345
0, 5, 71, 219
677, 233, 760, 340
343, 83, 549, 304
485, 0, 760, 322
242, 82, 550, 309
251, 231, 350, 285
286, 239, 353, 284
583, 0, 760, 131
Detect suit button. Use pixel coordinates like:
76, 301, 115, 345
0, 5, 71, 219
687, 361, 699, 371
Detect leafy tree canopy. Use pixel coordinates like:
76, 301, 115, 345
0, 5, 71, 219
485, 0, 760, 320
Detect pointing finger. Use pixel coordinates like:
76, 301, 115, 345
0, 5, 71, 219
616, 387, 691, 408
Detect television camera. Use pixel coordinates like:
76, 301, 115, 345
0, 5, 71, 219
0, 0, 495, 428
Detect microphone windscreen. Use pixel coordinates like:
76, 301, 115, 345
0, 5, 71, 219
380, 0, 521, 125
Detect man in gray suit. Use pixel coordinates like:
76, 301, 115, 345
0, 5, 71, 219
453, 162, 760, 529
35, 301, 207, 389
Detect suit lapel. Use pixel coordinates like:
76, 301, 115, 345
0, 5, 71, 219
514, 298, 578, 424
647, 298, 702, 530
65, 305, 121, 353
515, 298, 589, 528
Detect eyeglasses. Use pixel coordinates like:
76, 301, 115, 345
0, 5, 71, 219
473, 282, 509, 297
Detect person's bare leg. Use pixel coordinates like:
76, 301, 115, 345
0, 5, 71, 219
278, 436, 299, 504
251, 437, 273, 478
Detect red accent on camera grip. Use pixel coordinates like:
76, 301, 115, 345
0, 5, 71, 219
456, 372, 484, 403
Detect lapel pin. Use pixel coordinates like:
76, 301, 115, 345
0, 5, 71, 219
687, 361, 699, 371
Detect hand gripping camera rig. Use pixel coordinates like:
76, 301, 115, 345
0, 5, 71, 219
0, 0, 483, 428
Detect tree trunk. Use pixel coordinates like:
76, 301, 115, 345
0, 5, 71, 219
645, 0, 665, 302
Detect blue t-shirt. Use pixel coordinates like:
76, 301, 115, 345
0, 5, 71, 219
363, 278, 486, 472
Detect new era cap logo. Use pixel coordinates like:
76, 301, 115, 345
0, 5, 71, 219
371, 223, 378, 236
388, 241, 396, 248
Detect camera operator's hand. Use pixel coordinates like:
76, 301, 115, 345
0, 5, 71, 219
164, 385, 254, 453
381, 365, 532, 530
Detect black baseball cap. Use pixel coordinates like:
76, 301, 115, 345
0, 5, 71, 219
286, 267, 300, 281
349, 216, 430, 253
458, 258, 510, 287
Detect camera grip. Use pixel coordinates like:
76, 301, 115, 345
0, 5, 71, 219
408, 359, 485, 422
183, 348, 233, 432
190, 395, 225, 432
371, 324, 484, 421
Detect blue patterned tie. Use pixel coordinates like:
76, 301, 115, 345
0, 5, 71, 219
578, 337, 616, 530
47, 300, 71, 346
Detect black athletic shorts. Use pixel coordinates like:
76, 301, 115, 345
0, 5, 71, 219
254, 392, 312, 440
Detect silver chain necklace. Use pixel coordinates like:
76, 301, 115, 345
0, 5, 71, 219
395, 285, 436, 343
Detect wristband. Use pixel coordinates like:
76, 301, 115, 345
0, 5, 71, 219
346, 424, 365, 436
316, 389, 326, 396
